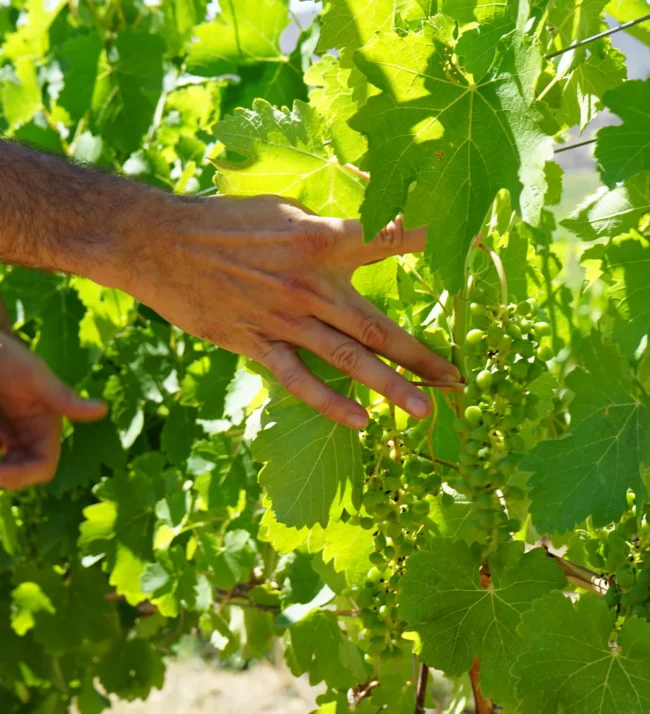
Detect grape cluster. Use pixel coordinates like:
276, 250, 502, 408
586, 511, 650, 620
453, 285, 554, 546
352, 415, 441, 660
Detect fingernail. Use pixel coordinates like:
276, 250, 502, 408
440, 371, 461, 384
86, 399, 107, 408
347, 413, 369, 430
406, 395, 430, 418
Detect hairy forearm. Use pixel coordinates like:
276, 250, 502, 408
0, 139, 186, 291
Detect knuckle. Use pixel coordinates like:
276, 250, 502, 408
331, 342, 363, 375
377, 218, 404, 251
277, 368, 303, 393
298, 221, 334, 257
358, 315, 389, 352
314, 393, 336, 418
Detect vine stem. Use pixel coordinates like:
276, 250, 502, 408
555, 138, 596, 153
414, 663, 429, 714
452, 294, 467, 419
545, 13, 650, 59
469, 659, 494, 714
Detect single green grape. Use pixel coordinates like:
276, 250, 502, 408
476, 369, 493, 391
464, 405, 483, 426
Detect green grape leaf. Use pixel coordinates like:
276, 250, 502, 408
99, 29, 165, 156
97, 640, 165, 701
319, 520, 373, 589
0, 493, 20, 558
557, 45, 627, 130
11, 564, 119, 654
455, 17, 515, 82
440, 0, 511, 22
288, 610, 370, 689
0, 0, 65, 61
10, 582, 55, 636
57, 32, 103, 122
604, 233, 650, 360
606, 0, 650, 47
198, 529, 256, 590
352, 31, 552, 292
398, 539, 565, 705
524, 336, 650, 533
52, 419, 126, 495
306, 55, 368, 165
35, 289, 89, 386
79, 466, 158, 605
186, 0, 289, 76
0, 267, 63, 325
253, 355, 363, 528
1, 58, 41, 129
161, 404, 202, 467
596, 78, 650, 187
180, 349, 238, 420
213, 99, 365, 218
318, 0, 395, 54
513, 591, 650, 713
548, 0, 608, 51
561, 172, 650, 241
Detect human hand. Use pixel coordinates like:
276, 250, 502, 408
0, 329, 108, 489
123, 194, 461, 429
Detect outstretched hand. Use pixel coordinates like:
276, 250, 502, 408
0, 329, 107, 489
126, 194, 461, 429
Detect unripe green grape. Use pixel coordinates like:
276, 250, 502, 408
519, 319, 532, 334
384, 476, 401, 492
488, 470, 506, 490
441, 492, 455, 508
384, 545, 396, 560
385, 591, 397, 606
366, 422, 383, 441
374, 533, 387, 550
630, 604, 650, 620
476, 369, 493, 391
497, 380, 514, 398
409, 476, 428, 495
605, 550, 626, 572
465, 440, 481, 456
371, 620, 389, 636
603, 586, 621, 608
509, 403, 525, 420
464, 405, 483, 426
506, 434, 525, 451
585, 538, 601, 555
470, 302, 486, 316
360, 517, 375, 530
378, 604, 391, 619
362, 491, 382, 510
468, 468, 487, 489
487, 326, 503, 347
388, 573, 401, 588
384, 509, 398, 523
366, 567, 385, 584
425, 473, 442, 493
590, 552, 605, 569
378, 414, 393, 431
475, 492, 493, 510
481, 411, 497, 427
525, 404, 539, 421
537, 343, 554, 361
470, 286, 487, 303
415, 533, 429, 548
466, 329, 485, 346
356, 587, 375, 609
369, 551, 386, 566
507, 323, 522, 340
385, 460, 403, 478
367, 636, 386, 655
607, 532, 628, 550
459, 451, 478, 466
399, 510, 417, 527
498, 333, 513, 353
516, 340, 535, 358
527, 361, 545, 381
510, 360, 529, 381
637, 568, 650, 586
509, 388, 525, 405
374, 502, 392, 519
506, 518, 521, 532
621, 584, 650, 607
516, 301, 531, 316
361, 608, 377, 628
411, 500, 430, 517
464, 383, 482, 401
386, 522, 402, 540
533, 321, 551, 337
399, 540, 415, 557
454, 418, 471, 434
470, 425, 490, 441
616, 567, 636, 590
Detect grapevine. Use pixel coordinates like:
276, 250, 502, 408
0, 1, 649, 713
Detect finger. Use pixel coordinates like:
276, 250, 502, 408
291, 319, 433, 420
259, 342, 369, 429
317, 288, 461, 384
322, 215, 428, 266
40, 377, 108, 422
0, 456, 55, 490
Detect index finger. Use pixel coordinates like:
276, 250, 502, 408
328, 215, 428, 267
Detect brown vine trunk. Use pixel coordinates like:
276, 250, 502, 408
414, 663, 429, 714
469, 658, 493, 714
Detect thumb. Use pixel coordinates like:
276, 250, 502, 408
41, 375, 108, 422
